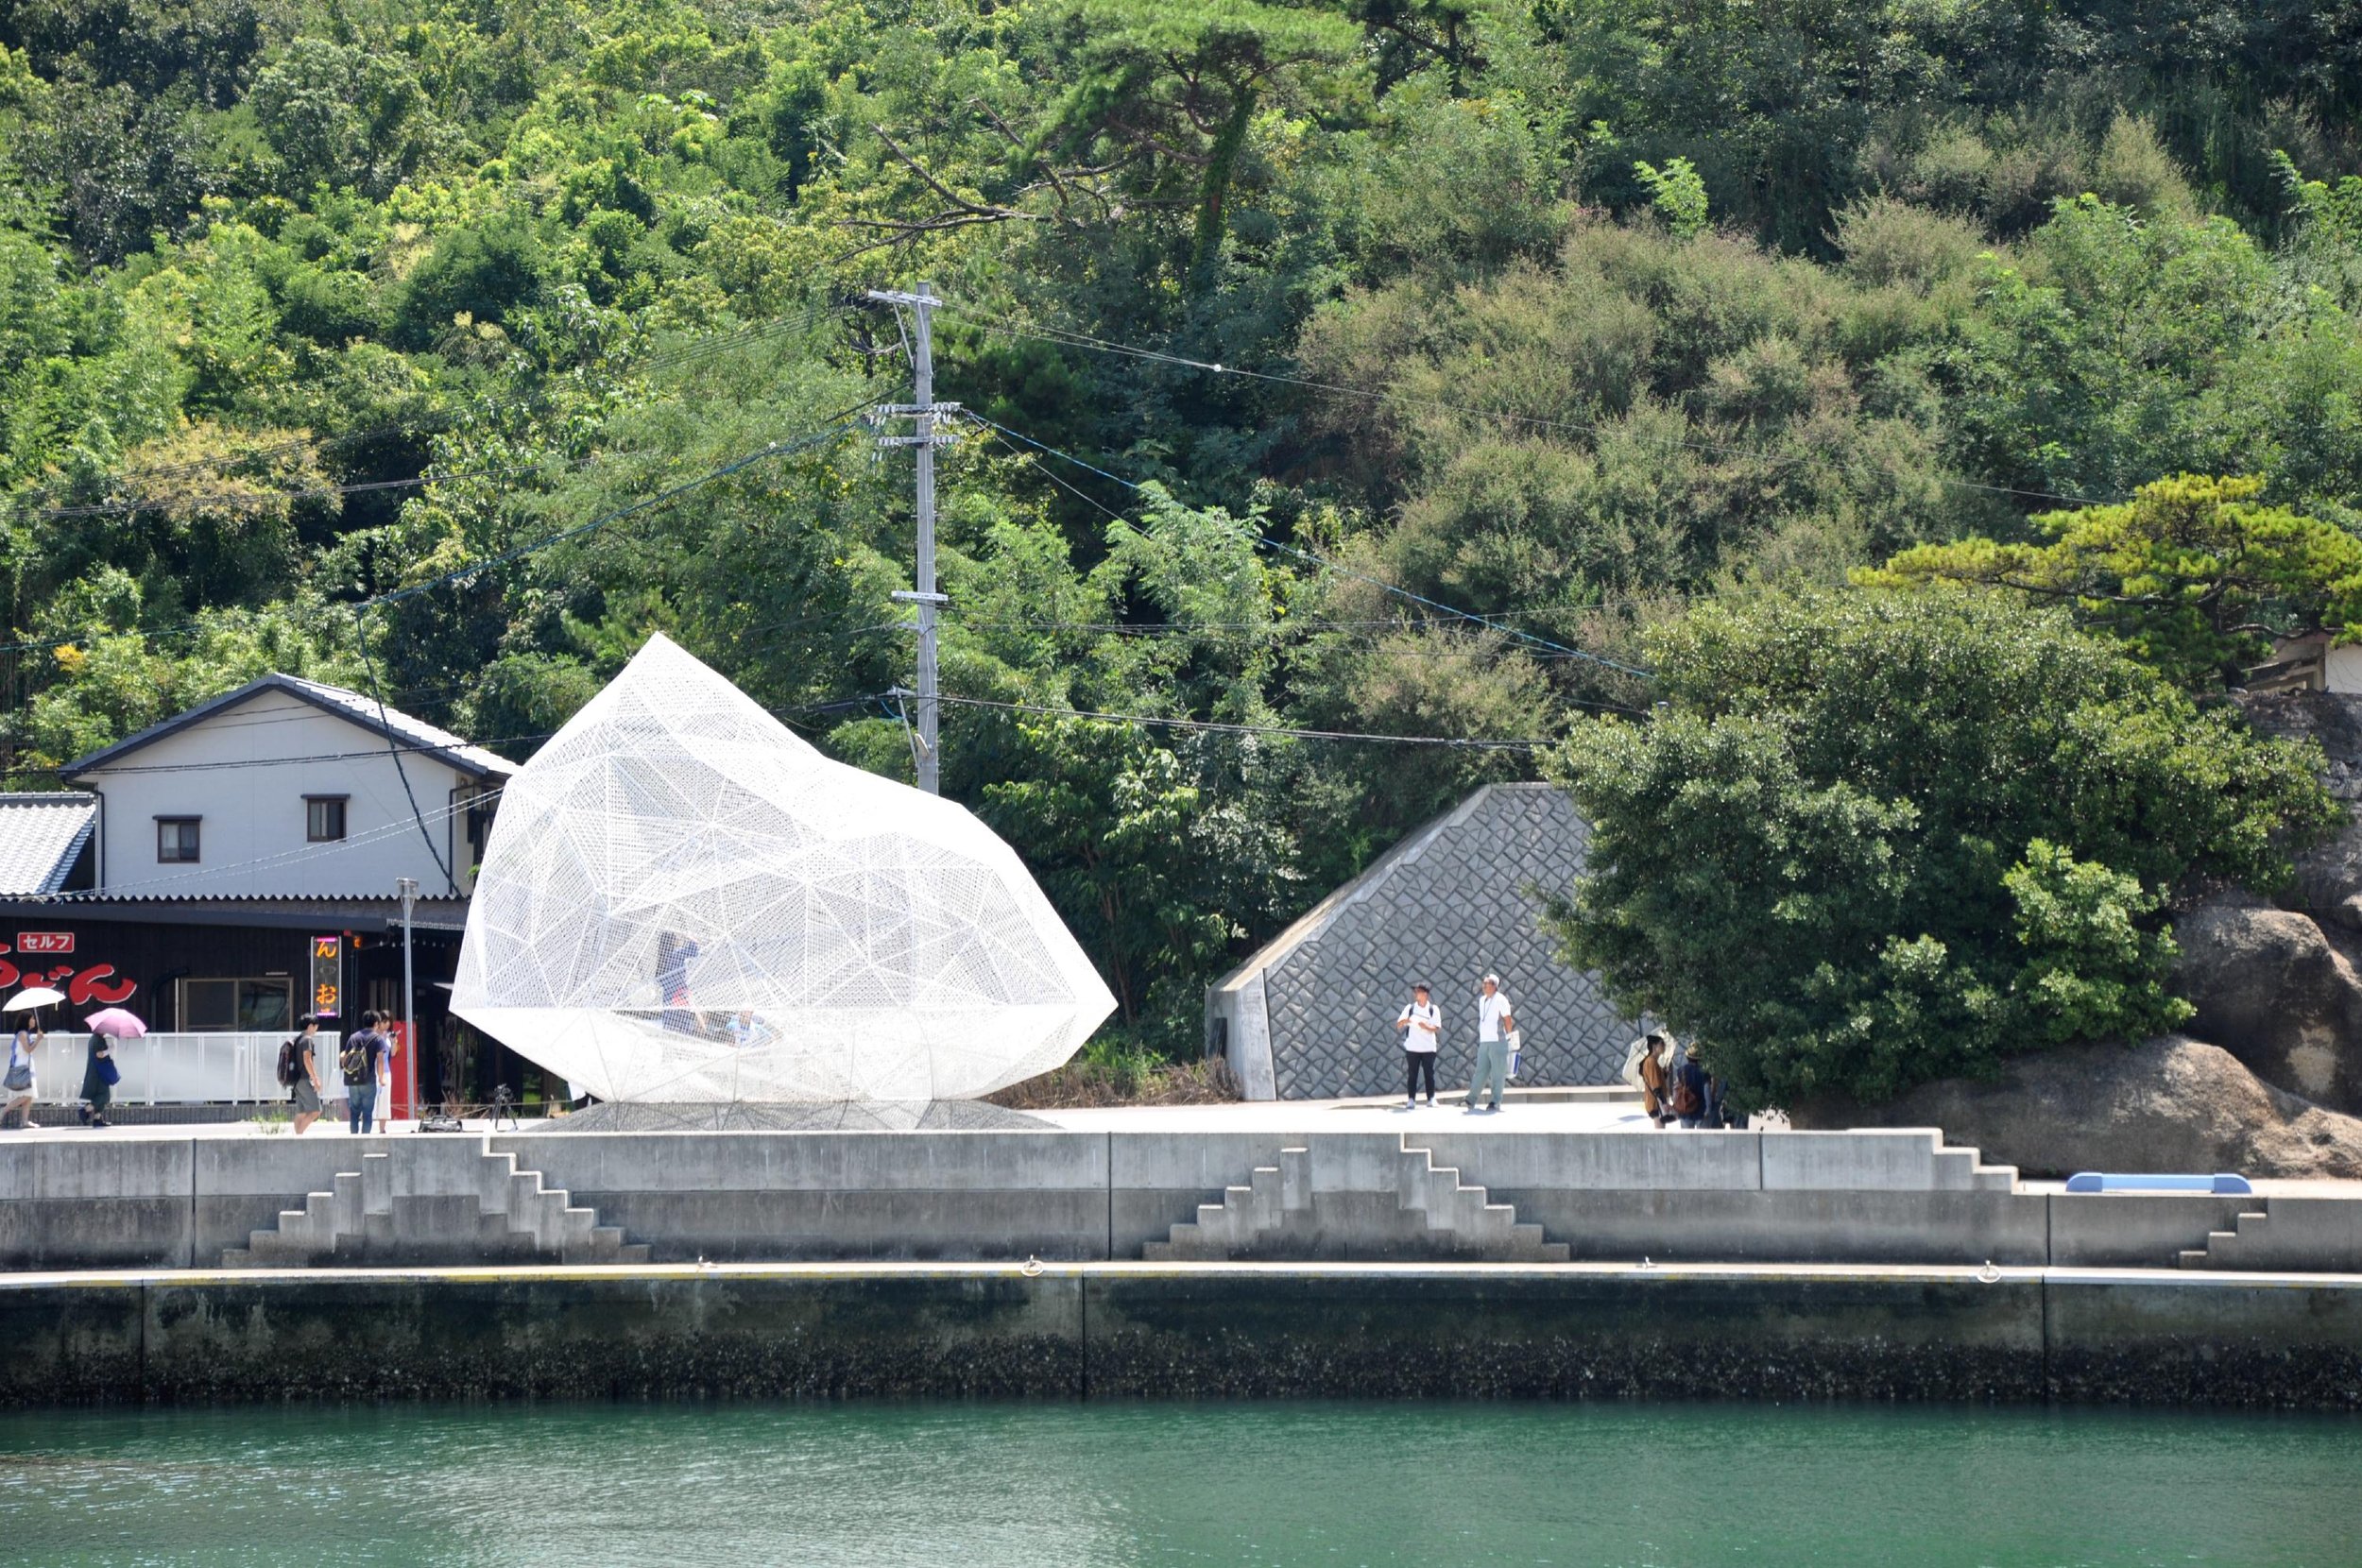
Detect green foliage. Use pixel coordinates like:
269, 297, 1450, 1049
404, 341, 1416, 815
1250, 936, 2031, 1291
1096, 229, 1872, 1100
1862, 474, 2362, 688
1633, 157, 1707, 239
2, 0, 2359, 1062
2004, 840, 2190, 1047
1544, 590, 2336, 1108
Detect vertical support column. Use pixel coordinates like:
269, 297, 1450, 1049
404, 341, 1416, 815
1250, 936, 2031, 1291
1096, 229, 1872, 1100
911, 281, 939, 796
864, 282, 958, 795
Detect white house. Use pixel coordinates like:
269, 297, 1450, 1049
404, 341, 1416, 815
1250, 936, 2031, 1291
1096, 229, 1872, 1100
62, 672, 515, 898
0, 674, 525, 1111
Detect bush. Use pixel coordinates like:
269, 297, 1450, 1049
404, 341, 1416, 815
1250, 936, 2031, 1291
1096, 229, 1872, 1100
390, 210, 545, 349
1544, 588, 2337, 1109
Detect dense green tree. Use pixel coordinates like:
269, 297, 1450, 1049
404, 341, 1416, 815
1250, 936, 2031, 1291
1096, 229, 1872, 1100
1545, 589, 2337, 1108
1862, 474, 2362, 688
2, 0, 2359, 1059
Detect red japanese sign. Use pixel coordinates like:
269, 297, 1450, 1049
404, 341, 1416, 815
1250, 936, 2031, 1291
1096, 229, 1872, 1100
0, 958, 134, 1004
16, 932, 73, 955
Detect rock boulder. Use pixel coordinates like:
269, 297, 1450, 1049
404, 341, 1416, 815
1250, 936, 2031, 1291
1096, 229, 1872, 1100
2173, 894, 2362, 1115
1790, 1035, 2362, 1179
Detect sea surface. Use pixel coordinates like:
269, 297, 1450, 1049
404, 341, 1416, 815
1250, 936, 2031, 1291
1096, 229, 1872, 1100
0, 1400, 2354, 1567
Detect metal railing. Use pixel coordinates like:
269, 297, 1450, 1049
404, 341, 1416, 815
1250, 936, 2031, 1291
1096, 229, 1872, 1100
33, 1031, 287, 1106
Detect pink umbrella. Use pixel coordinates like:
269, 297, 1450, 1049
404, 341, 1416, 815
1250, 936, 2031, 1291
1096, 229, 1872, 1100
84, 1008, 146, 1039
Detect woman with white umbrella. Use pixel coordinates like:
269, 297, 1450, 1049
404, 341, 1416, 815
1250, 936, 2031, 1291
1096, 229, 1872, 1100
3, 986, 62, 1130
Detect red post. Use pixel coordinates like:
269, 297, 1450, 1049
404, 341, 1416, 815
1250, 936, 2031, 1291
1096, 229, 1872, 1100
386, 1020, 412, 1121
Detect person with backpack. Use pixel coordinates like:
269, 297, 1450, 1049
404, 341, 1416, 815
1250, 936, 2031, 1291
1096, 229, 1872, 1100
285, 1015, 327, 1134
340, 1012, 386, 1135
1624, 1030, 1674, 1128
1673, 1045, 1710, 1130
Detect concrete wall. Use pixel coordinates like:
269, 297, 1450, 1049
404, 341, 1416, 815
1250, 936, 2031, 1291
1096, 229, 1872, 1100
0, 1128, 2349, 1274
5, 1264, 2359, 1410
494, 1132, 1114, 1262
0, 1139, 193, 1270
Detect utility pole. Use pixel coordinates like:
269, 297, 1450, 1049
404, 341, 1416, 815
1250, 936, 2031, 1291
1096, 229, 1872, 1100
865, 281, 959, 793
396, 876, 418, 1126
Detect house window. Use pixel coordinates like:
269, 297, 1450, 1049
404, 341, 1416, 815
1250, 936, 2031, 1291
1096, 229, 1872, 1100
178, 977, 295, 1032
306, 796, 348, 842
156, 817, 200, 862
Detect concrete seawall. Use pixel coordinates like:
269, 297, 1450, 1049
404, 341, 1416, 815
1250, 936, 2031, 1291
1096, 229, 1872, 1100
6, 1264, 2360, 1410
1, 1128, 2319, 1272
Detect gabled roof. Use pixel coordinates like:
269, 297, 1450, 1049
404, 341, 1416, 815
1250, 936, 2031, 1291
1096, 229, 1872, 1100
62, 673, 519, 782
0, 793, 97, 896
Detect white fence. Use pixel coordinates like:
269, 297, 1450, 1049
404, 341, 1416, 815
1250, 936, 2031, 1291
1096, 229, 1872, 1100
33, 1031, 286, 1105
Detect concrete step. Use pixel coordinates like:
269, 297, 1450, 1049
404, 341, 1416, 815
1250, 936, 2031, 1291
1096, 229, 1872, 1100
1153, 1139, 1570, 1263
215, 1145, 638, 1269
361, 1152, 390, 1217
1278, 1147, 1309, 1213
2182, 1211, 2274, 1270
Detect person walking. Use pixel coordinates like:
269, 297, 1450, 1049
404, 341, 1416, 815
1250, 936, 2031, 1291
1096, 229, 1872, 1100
1395, 983, 1442, 1107
78, 1031, 117, 1129
291, 1015, 328, 1135
341, 1013, 386, 1135
1465, 974, 1515, 1114
3, 1016, 40, 1130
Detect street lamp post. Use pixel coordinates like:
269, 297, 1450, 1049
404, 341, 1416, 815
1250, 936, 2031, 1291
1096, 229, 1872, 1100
396, 876, 419, 1126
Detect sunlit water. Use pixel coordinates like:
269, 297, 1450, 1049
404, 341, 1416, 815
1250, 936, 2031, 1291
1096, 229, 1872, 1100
0, 1400, 2354, 1567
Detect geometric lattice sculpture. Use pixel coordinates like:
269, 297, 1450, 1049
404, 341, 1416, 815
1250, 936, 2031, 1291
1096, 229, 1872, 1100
453, 633, 1115, 1102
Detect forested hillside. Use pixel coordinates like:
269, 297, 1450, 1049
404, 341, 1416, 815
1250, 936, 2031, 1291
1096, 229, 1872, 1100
4, 0, 2360, 1061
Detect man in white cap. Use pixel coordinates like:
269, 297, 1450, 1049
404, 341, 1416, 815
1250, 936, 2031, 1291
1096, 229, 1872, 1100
1467, 973, 1515, 1113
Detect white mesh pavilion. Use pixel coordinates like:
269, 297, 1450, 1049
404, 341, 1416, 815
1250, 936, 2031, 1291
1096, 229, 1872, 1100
453, 633, 1115, 1102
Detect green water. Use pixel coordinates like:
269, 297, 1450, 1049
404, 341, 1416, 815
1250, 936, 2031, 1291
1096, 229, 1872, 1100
0, 1401, 2354, 1567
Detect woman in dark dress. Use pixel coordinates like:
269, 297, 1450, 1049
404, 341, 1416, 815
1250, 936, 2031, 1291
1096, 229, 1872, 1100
79, 1031, 114, 1129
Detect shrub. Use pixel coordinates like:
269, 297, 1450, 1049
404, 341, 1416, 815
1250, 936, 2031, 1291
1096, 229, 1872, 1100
1544, 588, 2336, 1109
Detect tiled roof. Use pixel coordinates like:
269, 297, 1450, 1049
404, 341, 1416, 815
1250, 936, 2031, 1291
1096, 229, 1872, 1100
62, 672, 519, 781
0, 793, 96, 896
0, 893, 472, 932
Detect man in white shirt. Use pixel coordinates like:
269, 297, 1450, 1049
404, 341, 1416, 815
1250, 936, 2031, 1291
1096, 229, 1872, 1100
1467, 973, 1515, 1113
1395, 983, 1442, 1107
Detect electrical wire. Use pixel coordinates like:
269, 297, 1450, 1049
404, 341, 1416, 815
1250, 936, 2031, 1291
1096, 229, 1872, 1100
355, 600, 457, 891
931, 692, 1556, 748
938, 303, 2129, 511
960, 411, 1654, 679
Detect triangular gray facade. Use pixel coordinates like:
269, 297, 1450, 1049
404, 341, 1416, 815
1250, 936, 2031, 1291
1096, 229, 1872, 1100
1207, 784, 1640, 1099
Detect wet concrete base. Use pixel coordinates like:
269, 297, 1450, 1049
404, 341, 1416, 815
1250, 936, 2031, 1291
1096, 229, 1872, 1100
4, 1263, 2359, 1410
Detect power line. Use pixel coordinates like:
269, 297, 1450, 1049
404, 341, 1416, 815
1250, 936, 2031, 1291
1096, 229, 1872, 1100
366, 412, 866, 610
56, 788, 503, 901
938, 304, 2129, 512
933, 692, 1556, 748
960, 412, 1654, 679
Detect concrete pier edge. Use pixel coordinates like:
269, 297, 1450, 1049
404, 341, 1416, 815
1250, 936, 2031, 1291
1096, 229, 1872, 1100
6, 1261, 2360, 1410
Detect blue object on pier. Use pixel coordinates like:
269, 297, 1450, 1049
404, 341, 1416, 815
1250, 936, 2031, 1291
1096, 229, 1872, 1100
2063, 1172, 2254, 1195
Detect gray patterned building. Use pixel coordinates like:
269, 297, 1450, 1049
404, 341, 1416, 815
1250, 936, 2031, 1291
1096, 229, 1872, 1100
1207, 783, 1643, 1099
